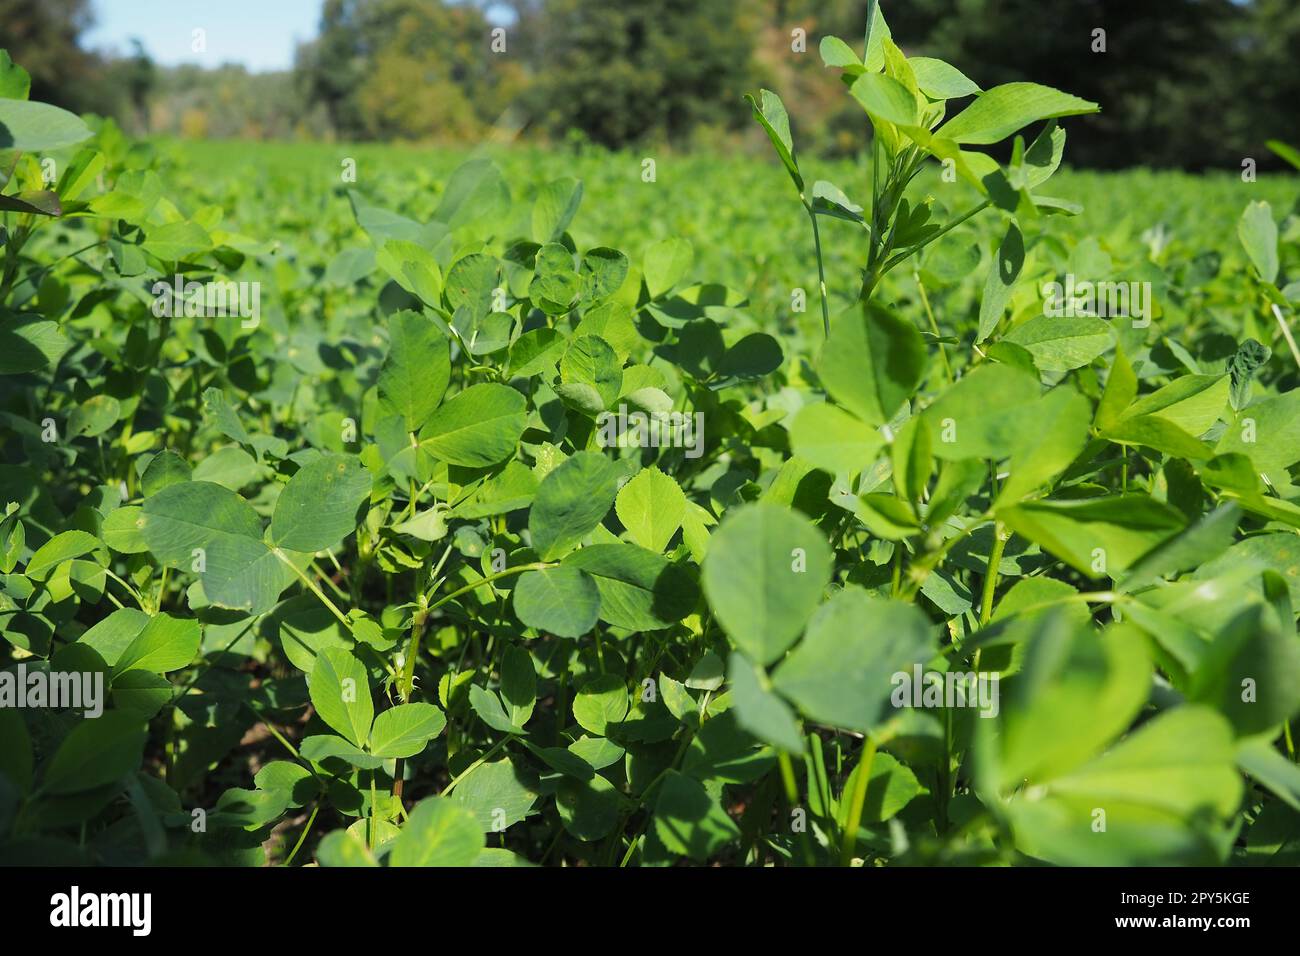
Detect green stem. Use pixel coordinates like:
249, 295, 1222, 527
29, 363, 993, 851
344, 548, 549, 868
939, 709, 952, 832
862, 137, 884, 299
155, 566, 170, 613
880, 200, 992, 277
979, 522, 1008, 626
391, 603, 430, 800
806, 202, 831, 337
899, 516, 994, 601
1271, 303, 1300, 371
164, 619, 256, 712
397, 607, 428, 704
15, 238, 107, 291
311, 560, 350, 601
277, 549, 352, 629
0, 219, 32, 302
442, 735, 513, 796
777, 751, 799, 805
284, 803, 319, 866
368, 772, 378, 850
242, 702, 300, 759
914, 271, 953, 384
426, 562, 553, 610
616, 719, 702, 866
618, 832, 644, 867
778, 748, 819, 867
838, 736, 878, 867
102, 567, 146, 609
539, 825, 566, 865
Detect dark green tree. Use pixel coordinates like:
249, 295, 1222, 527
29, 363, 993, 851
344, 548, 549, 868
525, 0, 760, 147
0, 0, 109, 114
293, 0, 368, 137
1226, 0, 1300, 166
837, 0, 1255, 170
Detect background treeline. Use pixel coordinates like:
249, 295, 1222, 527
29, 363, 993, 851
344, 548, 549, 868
3, 0, 1298, 169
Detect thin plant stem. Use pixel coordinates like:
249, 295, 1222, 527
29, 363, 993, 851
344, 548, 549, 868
397, 609, 428, 704
979, 522, 1008, 625
425, 562, 553, 610
838, 736, 878, 866
442, 735, 513, 796
899, 515, 995, 601
277, 549, 352, 629
615, 719, 701, 866
242, 702, 300, 759
368, 773, 378, 850
777, 748, 818, 866
102, 567, 145, 608
914, 271, 953, 384
1270, 303, 1300, 370
284, 803, 319, 866
311, 559, 350, 601
776, 751, 799, 804
880, 200, 992, 276
806, 202, 831, 337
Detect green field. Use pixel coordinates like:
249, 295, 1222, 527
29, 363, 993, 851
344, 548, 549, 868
168, 139, 1298, 327
5, 27, 1300, 870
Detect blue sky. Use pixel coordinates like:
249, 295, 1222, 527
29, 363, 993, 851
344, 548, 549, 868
83, 0, 325, 72
82, 0, 517, 72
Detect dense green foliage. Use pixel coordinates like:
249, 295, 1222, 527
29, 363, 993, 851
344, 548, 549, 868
874, 0, 1284, 169
3, 5, 1300, 867
519, 0, 757, 148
